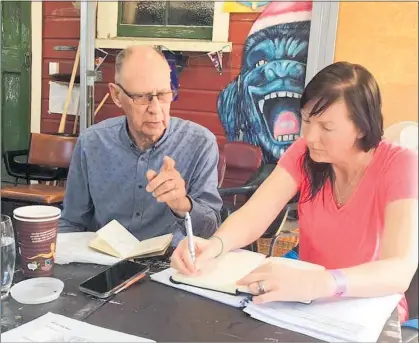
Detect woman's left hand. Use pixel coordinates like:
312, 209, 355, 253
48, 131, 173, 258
236, 261, 334, 304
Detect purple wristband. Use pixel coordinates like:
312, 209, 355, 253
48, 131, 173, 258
327, 269, 347, 297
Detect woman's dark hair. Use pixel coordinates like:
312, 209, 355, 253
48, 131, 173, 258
300, 61, 384, 202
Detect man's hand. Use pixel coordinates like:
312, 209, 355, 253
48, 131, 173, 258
146, 156, 192, 217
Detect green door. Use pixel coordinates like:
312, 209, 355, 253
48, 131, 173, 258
1, 2, 31, 183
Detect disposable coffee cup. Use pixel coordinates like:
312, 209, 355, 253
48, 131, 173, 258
13, 205, 61, 277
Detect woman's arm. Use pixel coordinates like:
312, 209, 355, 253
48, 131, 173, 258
318, 198, 418, 299
213, 165, 299, 253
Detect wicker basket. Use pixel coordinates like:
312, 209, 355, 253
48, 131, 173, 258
256, 228, 299, 256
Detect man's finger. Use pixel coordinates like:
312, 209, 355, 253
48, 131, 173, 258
156, 189, 179, 203
161, 156, 175, 172
146, 169, 158, 182
152, 179, 175, 197
146, 171, 171, 193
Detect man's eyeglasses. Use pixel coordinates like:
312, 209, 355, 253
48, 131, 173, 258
116, 83, 177, 105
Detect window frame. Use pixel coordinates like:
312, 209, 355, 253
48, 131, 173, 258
117, 1, 214, 40
96, 1, 231, 52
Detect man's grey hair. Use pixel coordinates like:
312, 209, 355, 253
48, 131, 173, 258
114, 45, 168, 83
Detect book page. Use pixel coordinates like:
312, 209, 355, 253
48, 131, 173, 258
96, 220, 139, 259
128, 234, 173, 258
171, 250, 267, 294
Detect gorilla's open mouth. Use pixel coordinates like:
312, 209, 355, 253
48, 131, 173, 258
257, 91, 301, 144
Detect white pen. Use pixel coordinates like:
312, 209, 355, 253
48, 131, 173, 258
184, 212, 196, 263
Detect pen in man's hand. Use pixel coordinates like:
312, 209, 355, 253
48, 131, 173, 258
185, 212, 196, 263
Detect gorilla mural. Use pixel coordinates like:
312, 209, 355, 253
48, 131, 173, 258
217, 2, 312, 163
236, 1, 271, 11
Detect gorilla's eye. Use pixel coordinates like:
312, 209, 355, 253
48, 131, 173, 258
256, 60, 268, 68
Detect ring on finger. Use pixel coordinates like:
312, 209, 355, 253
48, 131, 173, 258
257, 280, 265, 295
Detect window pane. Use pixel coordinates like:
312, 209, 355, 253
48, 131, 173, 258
121, 1, 166, 26
168, 1, 214, 26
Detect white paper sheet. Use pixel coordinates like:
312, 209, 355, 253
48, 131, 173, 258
48, 81, 80, 116
55, 232, 121, 266
150, 267, 251, 308
1, 312, 155, 342
243, 294, 402, 342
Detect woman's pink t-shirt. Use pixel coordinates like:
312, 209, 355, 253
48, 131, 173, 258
278, 138, 418, 322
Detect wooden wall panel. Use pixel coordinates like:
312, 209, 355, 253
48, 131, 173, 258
40, 2, 257, 143
43, 18, 80, 39
43, 2, 80, 17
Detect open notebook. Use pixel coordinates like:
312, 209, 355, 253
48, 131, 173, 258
169, 249, 325, 296
151, 249, 401, 342
89, 219, 173, 259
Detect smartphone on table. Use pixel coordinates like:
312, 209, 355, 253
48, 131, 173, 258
79, 260, 150, 299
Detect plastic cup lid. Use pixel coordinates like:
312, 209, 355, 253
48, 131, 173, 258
10, 277, 64, 305
13, 206, 61, 220
13, 214, 61, 223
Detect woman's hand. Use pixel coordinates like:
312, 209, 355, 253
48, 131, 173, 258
170, 236, 223, 276
237, 261, 334, 304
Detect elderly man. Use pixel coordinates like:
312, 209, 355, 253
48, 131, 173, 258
59, 46, 222, 243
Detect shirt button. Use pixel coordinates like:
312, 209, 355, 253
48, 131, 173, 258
136, 212, 140, 216
138, 185, 143, 189
140, 157, 145, 162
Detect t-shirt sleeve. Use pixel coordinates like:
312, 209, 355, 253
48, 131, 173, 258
277, 137, 307, 188
384, 148, 418, 204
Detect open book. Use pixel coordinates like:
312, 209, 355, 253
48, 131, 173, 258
170, 249, 324, 295
89, 220, 173, 259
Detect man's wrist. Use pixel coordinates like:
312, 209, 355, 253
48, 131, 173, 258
170, 196, 192, 218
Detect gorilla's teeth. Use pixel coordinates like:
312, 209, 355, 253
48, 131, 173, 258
258, 99, 264, 113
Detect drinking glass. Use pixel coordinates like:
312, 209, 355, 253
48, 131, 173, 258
1, 215, 16, 300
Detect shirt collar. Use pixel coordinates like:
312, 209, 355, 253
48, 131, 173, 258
119, 116, 172, 152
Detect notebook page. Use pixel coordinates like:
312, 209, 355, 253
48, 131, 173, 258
243, 294, 402, 342
96, 220, 139, 258
151, 268, 250, 308
129, 234, 173, 258
171, 250, 267, 294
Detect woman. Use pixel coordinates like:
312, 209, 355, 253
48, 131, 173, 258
171, 62, 418, 323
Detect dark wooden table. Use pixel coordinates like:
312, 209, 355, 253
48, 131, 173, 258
1, 261, 402, 342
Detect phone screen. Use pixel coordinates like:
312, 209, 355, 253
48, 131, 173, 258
79, 260, 149, 295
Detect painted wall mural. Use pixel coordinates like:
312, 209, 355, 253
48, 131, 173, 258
217, 1, 312, 163
223, 1, 271, 13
